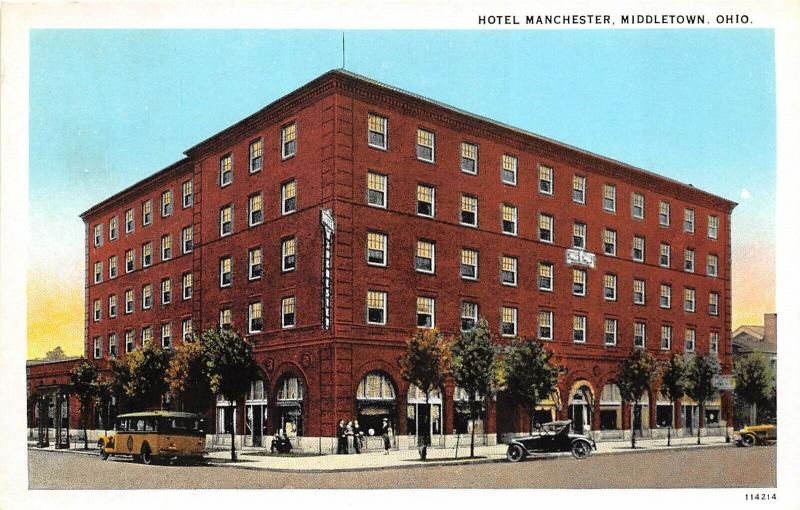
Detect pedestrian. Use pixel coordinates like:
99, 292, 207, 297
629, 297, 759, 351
336, 419, 347, 454
353, 419, 362, 454
381, 417, 391, 455
346, 420, 355, 454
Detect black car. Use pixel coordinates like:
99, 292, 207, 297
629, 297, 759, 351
506, 420, 596, 461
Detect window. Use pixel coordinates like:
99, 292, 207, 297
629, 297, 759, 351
142, 200, 152, 226
182, 226, 193, 254
93, 261, 102, 284
415, 240, 435, 273
142, 242, 152, 267
220, 205, 233, 236
245, 248, 263, 280
281, 180, 297, 214
142, 284, 152, 310
182, 318, 193, 341
660, 284, 672, 309
281, 123, 297, 159
93, 224, 103, 247
161, 190, 172, 217
659, 243, 671, 267
684, 208, 695, 233
603, 273, 617, 301
710, 332, 719, 355
632, 235, 645, 262
684, 249, 695, 273
219, 308, 232, 329
538, 310, 553, 340
707, 254, 718, 277
282, 238, 296, 272
633, 279, 646, 305
684, 288, 696, 312
461, 302, 478, 331
367, 291, 387, 325
125, 330, 134, 353
501, 307, 517, 337
109, 217, 118, 241
604, 319, 618, 346
219, 154, 233, 186
660, 325, 672, 350
368, 113, 388, 150
634, 322, 646, 348
416, 128, 435, 162
538, 262, 554, 291
109, 256, 117, 279
125, 249, 135, 273
417, 297, 435, 328
708, 215, 719, 239
538, 165, 553, 195
248, 302, 263, 333
219, 257, 232, 287
709, 292, 719, 316
93, 337, 102, 359
125, 209, 134, 234
278, 295, 297, 328
182, 179, 193, 208
366, 172, 387, 208
572, 222, 586, 249
124, 289, 134, 314
573, 315, 587, 343
142, 326, 153, 346
501, 256, 517, 286
461, 142, 478, 174
684, 329, 696, 352
572, 269, 587, 296
161, 323, 172, 348
161, 278, 171, 305
659, 201, 670, 226
603, 184, 616, 212
108, 295, 117, 318
603, 229, 617, 255
460, 195, 478, 227
248, 194, 263, 226
367, 232, 387, 266
572, 175, 586, 204
631, 192, 645, 219
182, 272, 193, 300
416, 184, 435, 217
460, 248, 478, 280
538, 214, 554, 243
93, 299, 101, 321
249, 138, 263, 173
501, 204, 518, 235
501, 154, 517, 185
161, 234, 172, 261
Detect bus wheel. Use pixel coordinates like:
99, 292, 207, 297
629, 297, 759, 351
140, 444, 153, 465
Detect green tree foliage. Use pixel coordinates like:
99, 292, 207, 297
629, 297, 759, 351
615, 349, 658, 448
734, 352, 774, 426
109, 356, 133, 413
44, 346, 68, 361
450, 318, 497, 458
122, 342, 174, 410
168, 336, 214, 413
70, 360, 100, 449
684, 354, 721, 444
658, 353, 686, 445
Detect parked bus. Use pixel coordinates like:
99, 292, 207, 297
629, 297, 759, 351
98, 411, 206, 465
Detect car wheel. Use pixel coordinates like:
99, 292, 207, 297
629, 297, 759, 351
507, 444, 526, 462
571, 441, 590, 459
140, 444, 153, 465
741, 434, 756, 447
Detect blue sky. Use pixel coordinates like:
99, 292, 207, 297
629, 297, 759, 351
28, 29, 776, 355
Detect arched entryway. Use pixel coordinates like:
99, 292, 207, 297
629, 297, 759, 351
407, 384, 443, 444
599, 383, 622, 434
568, 381, 595, 434
355, 371, 398, 439
275, 373, 304, 437
245, 375, 268, 447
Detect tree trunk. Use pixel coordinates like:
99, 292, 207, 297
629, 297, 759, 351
697, 401, 703, 445
750, 402, 757, 426
469, 397, 476, 458
419, 390, 429, 460
631, 401, 638, 449
83, 406, 88, 450
230, 402, 237, 461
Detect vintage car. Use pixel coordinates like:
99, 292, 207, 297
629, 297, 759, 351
98, 411, 207, 464
506, 420, 596, 461
734, 422, 777, 447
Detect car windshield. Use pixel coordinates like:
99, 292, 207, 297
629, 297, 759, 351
539, 421, 570, 435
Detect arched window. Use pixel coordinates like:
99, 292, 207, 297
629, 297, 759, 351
357, 372, 396, 400
277, 375, 304, 401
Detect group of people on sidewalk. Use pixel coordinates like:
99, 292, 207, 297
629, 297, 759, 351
336, 417, 393, 455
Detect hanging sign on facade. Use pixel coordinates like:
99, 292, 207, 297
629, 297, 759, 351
320, 208, 336, 331
565, 248, 596, 268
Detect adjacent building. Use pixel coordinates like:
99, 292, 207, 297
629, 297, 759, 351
732, 313, 777, 428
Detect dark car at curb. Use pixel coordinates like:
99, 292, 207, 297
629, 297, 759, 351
506, 420, 597, 461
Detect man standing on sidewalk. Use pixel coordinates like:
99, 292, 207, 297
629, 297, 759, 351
381, 418, 391, 455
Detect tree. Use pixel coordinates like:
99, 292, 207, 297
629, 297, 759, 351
399, 328, 451, 460
44, 346, 68, 361
123, 342, 174, 410
500, 337, 563, 435
109, 356, 133, 413
684, 354, 721, 445
658, 353, 687, 446
615, 349, 658, 449
69, 360, 100, 449
168, 336, 214, 413
202, 328, 259, 461
450, 318, 498, 458
734, 352, 774, 426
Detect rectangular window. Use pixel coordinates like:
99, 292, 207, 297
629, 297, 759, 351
538, 214, 554, 243
660, 243, 671, 267
220, 308, 232, 329
538, 310, 553, 340
684, 249, 695, 273
182, 179, 193, 208
182, 318, 193, 342
684, 208, 695, 233
501, 306, 517, 337
219, 257, 232, 287
367, 232, 387, 266
603, 184, 616, 212
632, 235, 645, 262
633, 279, 646, 305
281, 123, 297, 159
93, 261, 102, 284
538, 262, 554, 291
634, 322, 646, 348
109, 217, 118, 241
603, 273, 617, 301
710, 332, 720, 355
416, 184, 435, 217
631, 192, 645, 219
659, 201, 670, 226
108, 295, 117, 318
368, 113, 388, 150
538, 165, 553, 195
684, 329, 696, 352
660, 284, 672, 309
416, 128, 435, 162
415, 240, 435, 273
460, 195, 478, 227
572, 222, 586, 249
416, 297, 435, 328
219, 154, 233, 186
501, 205, 518, 235
461, 142, 478, 174
604, 319, 618, 346
707, 254, 719, 277
461, 302, 478, 331
460, 248, 478, 280
248, 302, 263, 333
124, 289, 134, 314
161, 190, 172, 217
709, 292, 720, 316
501, 154, 517, 185
367, 291, 387, 325
142, 242, 152, 267
109, 256, 117, 279
282, 238, 296, 272
182, 272, 193, 300
684, 288, 696, 312
142, 284, 152, 310
182, 226, 193, 254
248, 193, 263, 226
572, 175, 586, 204
603, 229, 617, 255
367, 172, 387, 208
142, 326, 153, 347
125, 209, 134, 234
572, 269, 587, 296
573, 315, 587, 343
125, 330, 134, 353
281, 180, 297, 214
93, 224, 103, 247
161, 234, 172, 261
93, 299, 101, 322
661, 325, 672, 350
501, 256, 517, 286
708, 215, 719, 239
161, 323, 172, 348
125, 249, 135, 273
249, 138, 263, 173
220, 205, 233, 236
142, 199, 152, 226
93, 337, 102, 359
281, 296, 296, 328
161, 278, 171, 305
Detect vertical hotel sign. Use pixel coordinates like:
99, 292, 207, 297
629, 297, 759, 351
320, 208, 335, 330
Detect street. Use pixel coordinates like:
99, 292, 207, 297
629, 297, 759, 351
28, 445, 775, 489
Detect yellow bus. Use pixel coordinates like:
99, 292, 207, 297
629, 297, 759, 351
98, 411, 207, 465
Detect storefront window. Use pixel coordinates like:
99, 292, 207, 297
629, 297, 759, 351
276, 375, 303, 437
245, 377, 268, 447
453, 387, 484, 435
599, 383, 621, 431
407, 384, 442, 439
356, 372, 397, 437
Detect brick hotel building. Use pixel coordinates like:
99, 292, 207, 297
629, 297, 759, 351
29, 70, 736, 449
